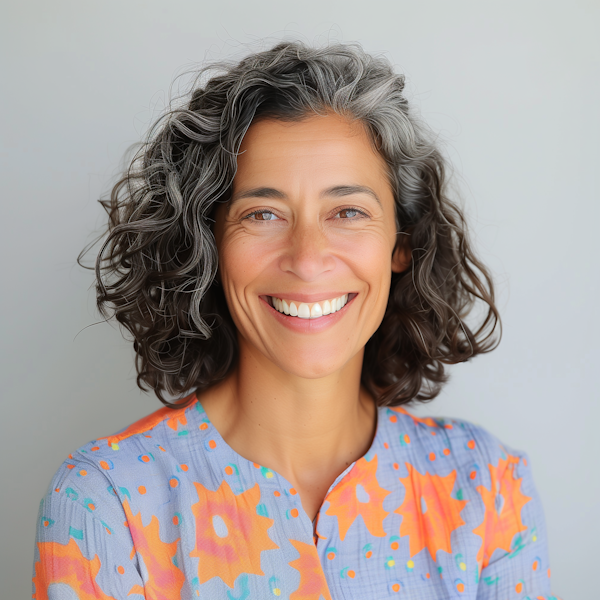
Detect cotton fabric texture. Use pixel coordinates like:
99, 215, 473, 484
33, 397, 559, 599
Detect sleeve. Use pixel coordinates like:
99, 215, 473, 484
33, 460, 145, 600
469, 428, 561, 600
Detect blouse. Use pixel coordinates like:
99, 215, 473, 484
33, 396, 560, 599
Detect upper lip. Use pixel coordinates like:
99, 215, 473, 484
261, 292, 356, 303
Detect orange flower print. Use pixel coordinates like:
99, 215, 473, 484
395, 463, 467, 561
325, 454, 391, 541
32, 538, 117, 600
473, 455, 532, 568
288, 539, 332, 600
122, 499, 185, 600
98, 403, 192, 447
389, 406, 439, 428
190, 480, 279, 588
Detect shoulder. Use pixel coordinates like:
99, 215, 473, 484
41, 397, 206, 511
379, 405, 533, 483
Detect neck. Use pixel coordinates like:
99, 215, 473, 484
199, 338, 377, 509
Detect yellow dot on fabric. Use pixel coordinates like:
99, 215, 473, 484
407, 560, 414, 568
273, 589, 281, 596
387, 559, 395, 567
459, 562, 466, 571
111, 443, 119, 451
266, 471, 273, 479
532, 535, 537, 541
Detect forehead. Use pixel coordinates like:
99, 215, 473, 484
234, 113, 390, 188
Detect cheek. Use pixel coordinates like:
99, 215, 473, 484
218, 234, 272, 299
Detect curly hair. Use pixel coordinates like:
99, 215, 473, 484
90, 41, 500, 408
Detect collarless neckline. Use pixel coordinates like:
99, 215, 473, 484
193, 395, 383, 499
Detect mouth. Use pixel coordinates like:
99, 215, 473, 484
263, 293, 358, 319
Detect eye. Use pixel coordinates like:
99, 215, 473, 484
333, 207, 368, 219
244, 210, 280, 222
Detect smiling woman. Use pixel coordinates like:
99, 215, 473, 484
33, 42, 559, 599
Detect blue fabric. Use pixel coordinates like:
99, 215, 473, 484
33, 397, 559, 599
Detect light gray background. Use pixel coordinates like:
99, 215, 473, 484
1, 0, 597, 597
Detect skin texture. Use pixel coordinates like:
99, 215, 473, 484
202, 113, 410, 520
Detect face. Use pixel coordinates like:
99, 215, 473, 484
213, 113, 409, 380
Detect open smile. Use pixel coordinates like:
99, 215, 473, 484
267, 293, 357, 319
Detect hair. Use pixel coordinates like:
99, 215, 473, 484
88, 40, 500, 408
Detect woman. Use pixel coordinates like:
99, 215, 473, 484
33, 42, 558, 599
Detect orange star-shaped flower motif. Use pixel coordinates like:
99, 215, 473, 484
473, 455, 531, 568
190, 480, 279, 588
32, 538, 117, 600
325, 454, 391, 541
122, 499, 185, 600
395, 462, 467, 561
288, 539, 332, 600
97, 400, 193, 447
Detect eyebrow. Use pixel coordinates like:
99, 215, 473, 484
229, 185, 381, 206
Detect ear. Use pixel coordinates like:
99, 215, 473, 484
391, 239, 411, 273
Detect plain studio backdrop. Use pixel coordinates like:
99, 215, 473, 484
1, 0, 598, 597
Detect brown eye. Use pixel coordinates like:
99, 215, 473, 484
245, 210, 279, 221
336, 208, 364, 219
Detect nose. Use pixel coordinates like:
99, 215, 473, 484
279, 220, 336, 281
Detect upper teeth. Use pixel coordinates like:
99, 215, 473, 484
270, 294, 349, 319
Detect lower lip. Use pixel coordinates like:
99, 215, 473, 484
260, 294, 357, 333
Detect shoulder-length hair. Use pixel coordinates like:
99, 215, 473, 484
90, 41, 500, 408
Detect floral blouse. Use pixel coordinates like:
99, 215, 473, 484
33, 396, 559, 599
